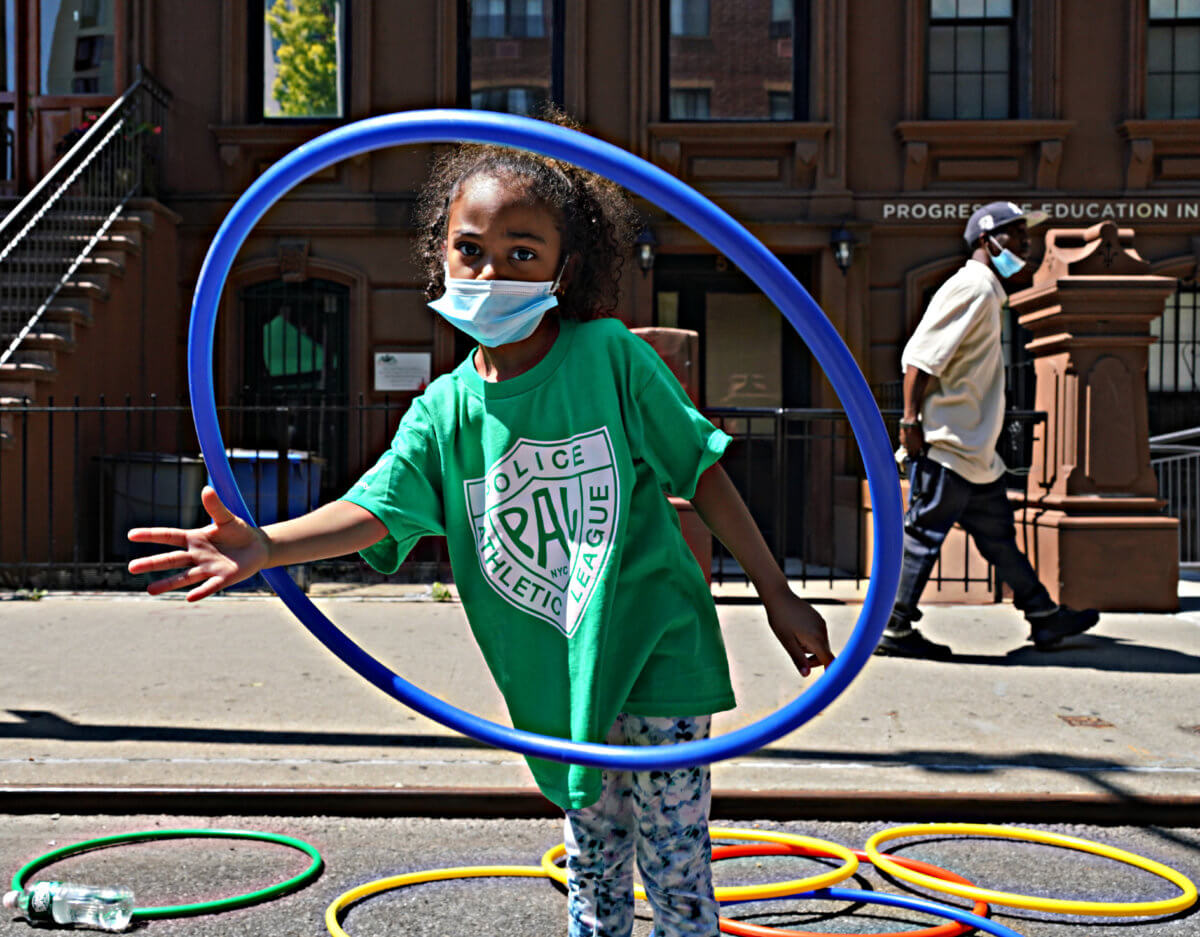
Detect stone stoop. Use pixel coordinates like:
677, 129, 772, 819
0, 213, 153, 450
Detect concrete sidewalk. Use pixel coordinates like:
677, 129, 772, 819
0, 585, 1197, 808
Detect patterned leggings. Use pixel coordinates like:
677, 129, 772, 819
562, 714, 717, 937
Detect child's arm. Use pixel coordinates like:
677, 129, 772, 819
690, 463, 834, 678
128, 485, 387, 602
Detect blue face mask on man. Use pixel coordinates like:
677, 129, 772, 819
987, 234, 1025, 279
428, 262, 564, 347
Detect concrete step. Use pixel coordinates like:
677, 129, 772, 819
0, 379, 37, 399
0, 300, 94, 329
0, 328, 75, 354
0, 360, 55, 394
5, 347, 55, 369
7, 274, 111, 302
21, 230, 142, 256
49, 210, 154, 237
1, 252, 125, 279
0, 394, 29, 450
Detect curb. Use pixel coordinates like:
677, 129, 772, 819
2, 787, 1198, 826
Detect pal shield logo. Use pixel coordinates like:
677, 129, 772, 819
465, 429, 619, 637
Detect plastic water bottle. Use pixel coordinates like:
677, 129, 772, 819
3, 881, 134, 931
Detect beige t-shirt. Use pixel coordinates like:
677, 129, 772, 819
901, 259, 1008, 484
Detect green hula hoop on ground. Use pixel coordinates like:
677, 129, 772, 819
11, 828, 323, 919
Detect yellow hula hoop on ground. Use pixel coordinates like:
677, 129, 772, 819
865, 823, 1198, 917
324, 865, 550, 937
540, 826, 858, 903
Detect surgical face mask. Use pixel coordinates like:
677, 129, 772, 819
428, 263, 563, 347
988, 235, 1025, 278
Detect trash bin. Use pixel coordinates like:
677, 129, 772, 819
219, 448, 324, 525
102, 453, 207, 560
214, 449, 325, 591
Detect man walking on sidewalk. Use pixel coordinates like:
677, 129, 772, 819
876, 200, 1100, 660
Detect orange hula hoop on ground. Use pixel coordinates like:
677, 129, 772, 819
711, 842, 989, 937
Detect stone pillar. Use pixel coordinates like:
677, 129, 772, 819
1008, 221, 1179, 611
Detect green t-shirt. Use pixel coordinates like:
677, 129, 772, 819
341, 317, 735, 808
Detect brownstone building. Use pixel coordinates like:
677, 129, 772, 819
2, 0, 1198, 590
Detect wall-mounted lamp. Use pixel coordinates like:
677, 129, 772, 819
635, 226, 658, 276
830, 225, 856, 276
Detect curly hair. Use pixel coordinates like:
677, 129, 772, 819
413, 110, 639, 321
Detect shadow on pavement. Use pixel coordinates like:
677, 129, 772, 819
949, 634, 1200, 674
4, 709, 1183, 781
0, 709, 492, 749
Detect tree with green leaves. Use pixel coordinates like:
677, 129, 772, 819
265, 0, 341, 117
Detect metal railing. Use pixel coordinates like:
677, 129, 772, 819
0, 397, 1045, 593
707, 406, 1046, 589
0, 395, 433, 589
1150, 426, 1200, 567
0, 66, 170, 370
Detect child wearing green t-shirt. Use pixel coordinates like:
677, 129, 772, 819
130, 116, 832, 937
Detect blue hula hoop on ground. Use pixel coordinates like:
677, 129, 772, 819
188, 109, 902, 771
723, 889, 1025, 937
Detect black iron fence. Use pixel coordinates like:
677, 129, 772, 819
0, 396, 1046, 593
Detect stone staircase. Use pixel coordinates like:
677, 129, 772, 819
0, 209, 157, 450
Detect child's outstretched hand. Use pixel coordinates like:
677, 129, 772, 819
762, 586, 835, 678
127, 485, 270, 601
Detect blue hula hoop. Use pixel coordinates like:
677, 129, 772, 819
188, 109, 902, 771
723, 889, 1025, 937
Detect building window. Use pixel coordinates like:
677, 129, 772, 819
253, 0, 348, 120
472, 0, 545, 38
40, 0, 115, 95
671, 0, 710, 37
459, 0, 562, 116
1147, 0, 1200, 119
927, 0, 1015, 119
1150, 283, 1200, 393
471, 85, 547, 115
669, 87, 710, 119
662, 0, 809, 121
768, 89, 792, 119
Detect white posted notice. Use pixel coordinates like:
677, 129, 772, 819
374, 351, 430, 392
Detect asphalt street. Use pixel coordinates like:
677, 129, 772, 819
0, 814, 1196, 936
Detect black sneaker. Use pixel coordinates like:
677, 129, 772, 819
873, 629, 954, 660
1029, 606, 1100, 650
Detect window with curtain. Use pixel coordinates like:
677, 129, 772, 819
926, 0, 1015, 119
459, 0, 561, 116
256, 0, 347, 119
1147, 0, 1200, 118
663, 0, 808, 121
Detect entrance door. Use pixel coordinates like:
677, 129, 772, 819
239, 278, 350, 500
653, 254, 813, 567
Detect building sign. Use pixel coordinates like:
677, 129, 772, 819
872, 199, 1200, 224
373, 351, 430, 392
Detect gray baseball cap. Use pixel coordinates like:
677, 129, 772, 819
963, 200, 1048, 248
